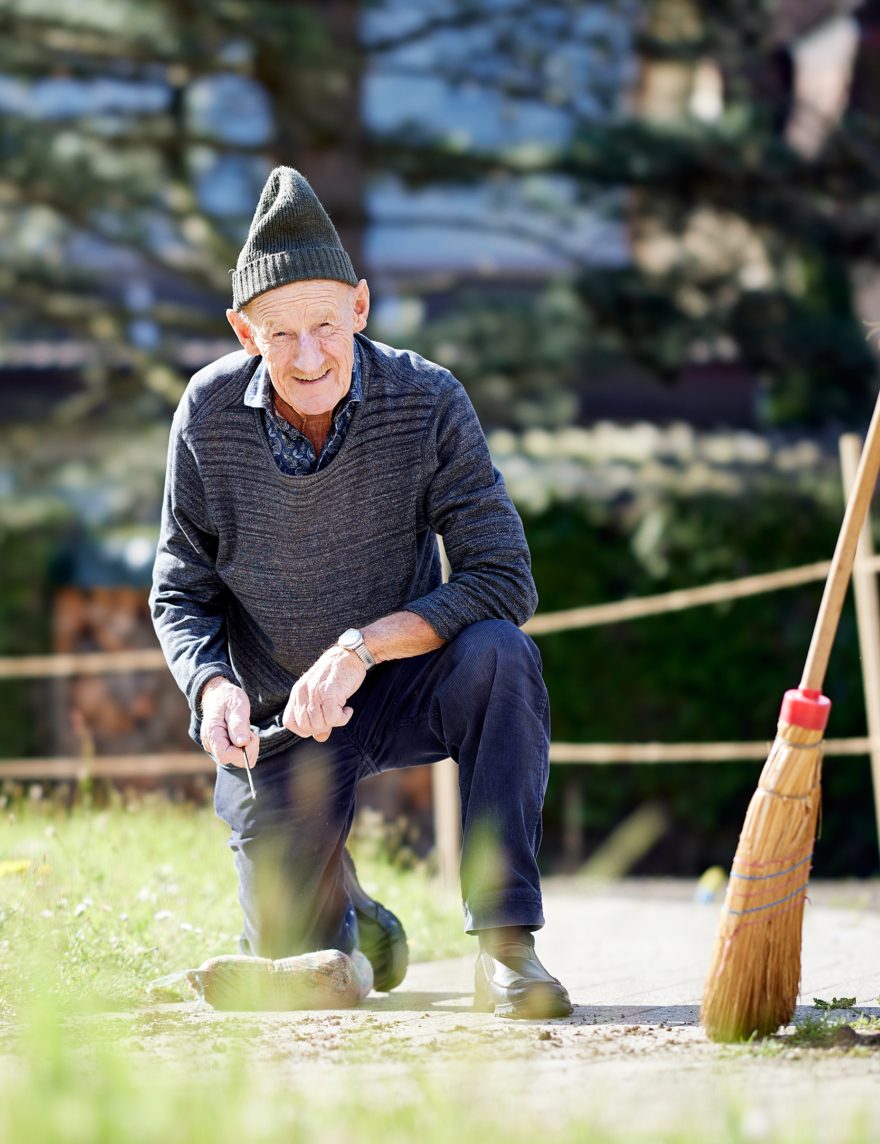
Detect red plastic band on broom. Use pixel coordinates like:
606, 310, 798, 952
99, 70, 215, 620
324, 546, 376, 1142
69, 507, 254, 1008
779, 688, 831, 731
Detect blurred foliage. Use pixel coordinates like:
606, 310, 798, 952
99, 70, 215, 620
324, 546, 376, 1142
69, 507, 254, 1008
410, 281, 587, 429
523, 476, 876, 877
0, 501, 75, 757
0, 0, 357, 419
2, 0, 880, 429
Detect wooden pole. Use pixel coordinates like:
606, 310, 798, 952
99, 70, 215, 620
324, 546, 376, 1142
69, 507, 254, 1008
434, 538, 462, 888
562, 770, 584, 870
431, 757, 461, 890
839, 433, 880, 860
801, 392, 880, 690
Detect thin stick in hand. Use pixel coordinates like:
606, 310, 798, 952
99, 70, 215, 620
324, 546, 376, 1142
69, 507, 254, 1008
242, 747, 256, 800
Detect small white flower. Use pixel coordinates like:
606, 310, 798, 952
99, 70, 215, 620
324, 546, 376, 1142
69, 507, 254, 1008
40, 909, 53, 919
154, 910, 172, 922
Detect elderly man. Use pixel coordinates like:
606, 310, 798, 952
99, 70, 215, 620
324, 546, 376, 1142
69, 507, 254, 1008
150, 167, 572, 1019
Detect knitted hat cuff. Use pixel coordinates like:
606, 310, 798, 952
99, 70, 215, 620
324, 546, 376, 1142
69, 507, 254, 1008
232, 246, 357, 310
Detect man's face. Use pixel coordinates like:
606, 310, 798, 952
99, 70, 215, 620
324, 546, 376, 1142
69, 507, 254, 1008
227, 279, 369, 418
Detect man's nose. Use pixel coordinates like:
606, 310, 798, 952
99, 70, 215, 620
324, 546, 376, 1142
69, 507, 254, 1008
293, 334, 324, 375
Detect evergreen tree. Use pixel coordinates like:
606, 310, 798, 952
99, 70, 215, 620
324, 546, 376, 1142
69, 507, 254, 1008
1, 0, 878, 429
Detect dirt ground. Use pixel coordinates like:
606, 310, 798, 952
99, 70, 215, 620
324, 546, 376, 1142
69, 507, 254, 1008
97, 879, 880, 1142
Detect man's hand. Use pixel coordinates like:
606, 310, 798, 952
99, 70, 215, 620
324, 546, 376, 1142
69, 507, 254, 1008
200, 677, 260, 768
282, 646, 366, 742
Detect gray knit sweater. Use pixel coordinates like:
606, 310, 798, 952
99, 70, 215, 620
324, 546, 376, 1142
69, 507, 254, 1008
150, 333, 538, 756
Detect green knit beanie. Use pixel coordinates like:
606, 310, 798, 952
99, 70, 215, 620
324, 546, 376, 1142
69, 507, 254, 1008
232, 166, 357, 309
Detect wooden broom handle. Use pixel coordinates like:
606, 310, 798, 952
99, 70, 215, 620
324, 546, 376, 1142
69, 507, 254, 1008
801, 390, 880, 692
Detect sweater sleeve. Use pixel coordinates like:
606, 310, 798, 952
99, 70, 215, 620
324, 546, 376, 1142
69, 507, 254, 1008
149, 414, 238, 721
403, 381, 538, 640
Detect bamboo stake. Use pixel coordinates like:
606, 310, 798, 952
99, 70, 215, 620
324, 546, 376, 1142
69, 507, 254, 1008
839, 433, 880, 861
802, 399, 880, 690
433, 537, 461, 885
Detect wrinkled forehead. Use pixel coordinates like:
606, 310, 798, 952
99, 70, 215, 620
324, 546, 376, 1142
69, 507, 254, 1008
247, 279, 354, 328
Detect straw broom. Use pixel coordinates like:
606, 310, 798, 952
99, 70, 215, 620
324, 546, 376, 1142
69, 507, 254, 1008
701, 391, 880, 1043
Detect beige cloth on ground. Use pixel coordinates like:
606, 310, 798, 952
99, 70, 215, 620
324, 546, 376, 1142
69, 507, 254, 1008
187, 948, 374, 1011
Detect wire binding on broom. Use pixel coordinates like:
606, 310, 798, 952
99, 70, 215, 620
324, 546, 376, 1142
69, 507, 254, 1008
774, 736, 825, 751
729, 852, 812, 881
724, 880, 811, 916
726, 844, 814, 917
713, 891, 813, 980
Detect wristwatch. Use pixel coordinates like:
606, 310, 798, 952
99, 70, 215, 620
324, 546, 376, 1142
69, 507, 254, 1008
337, 628, 377, 669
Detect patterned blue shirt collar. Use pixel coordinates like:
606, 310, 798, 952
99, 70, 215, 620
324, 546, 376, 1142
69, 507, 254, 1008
244, 341, 363, 475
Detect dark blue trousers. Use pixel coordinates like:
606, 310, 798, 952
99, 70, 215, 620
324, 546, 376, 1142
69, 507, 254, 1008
213, 620, 550, 958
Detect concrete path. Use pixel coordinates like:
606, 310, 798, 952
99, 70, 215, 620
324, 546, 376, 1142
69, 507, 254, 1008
132, 880, 880, 1142
355, 880, 880, 1140
394, 880, 880, 1022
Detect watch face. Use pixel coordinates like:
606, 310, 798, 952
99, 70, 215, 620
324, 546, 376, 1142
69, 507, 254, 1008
339, 628, 361, 648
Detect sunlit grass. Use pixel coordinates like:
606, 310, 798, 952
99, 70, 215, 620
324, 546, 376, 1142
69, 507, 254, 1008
2, 797, 878, 1144
0, 792, 469, 1015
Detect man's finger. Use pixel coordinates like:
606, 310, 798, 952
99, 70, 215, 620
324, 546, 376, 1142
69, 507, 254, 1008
284, 707, 312, 739
210, 739, 243, 768
323, 702, 353, 728
204, 719, 230, 758
306, 702, 351, 742
281, 704, 307, 737
207, 728, 260, 769
306, 700, 329, 736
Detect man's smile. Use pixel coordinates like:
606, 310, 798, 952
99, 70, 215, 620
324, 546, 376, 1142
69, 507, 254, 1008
291, 369, 331, 385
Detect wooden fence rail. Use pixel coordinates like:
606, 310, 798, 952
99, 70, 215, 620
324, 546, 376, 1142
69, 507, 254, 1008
0, 737, 876, 783
4, 555, 880, 681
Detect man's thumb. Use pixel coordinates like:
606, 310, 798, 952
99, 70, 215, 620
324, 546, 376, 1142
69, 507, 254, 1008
226, 693, 251, 747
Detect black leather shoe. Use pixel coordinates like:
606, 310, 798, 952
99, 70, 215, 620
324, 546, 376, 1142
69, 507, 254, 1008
474, 940, 573, 1019
342, 849, 409, 992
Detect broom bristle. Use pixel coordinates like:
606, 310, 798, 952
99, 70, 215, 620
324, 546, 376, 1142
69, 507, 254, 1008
701, 719, 823, 1042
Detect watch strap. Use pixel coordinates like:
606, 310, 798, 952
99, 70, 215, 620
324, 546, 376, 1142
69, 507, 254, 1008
337, 629, 377, 669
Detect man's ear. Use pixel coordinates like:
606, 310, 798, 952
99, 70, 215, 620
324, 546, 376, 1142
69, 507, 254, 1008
226, 309, 261, 356
352, 280, 370, 333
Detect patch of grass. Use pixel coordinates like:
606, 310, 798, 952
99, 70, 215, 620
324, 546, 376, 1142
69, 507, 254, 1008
812, 995, 856, 1011
770, 1013, 880, 1051
0, 794, 469, 1014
